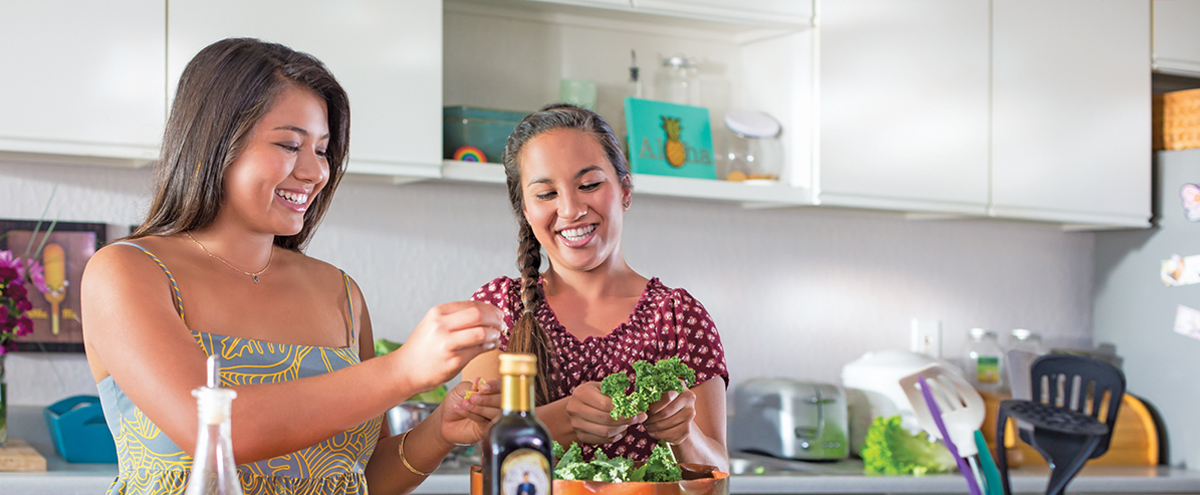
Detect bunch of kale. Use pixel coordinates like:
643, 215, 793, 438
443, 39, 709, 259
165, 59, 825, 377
552, 441, 682, 483
599, 357, 696, 420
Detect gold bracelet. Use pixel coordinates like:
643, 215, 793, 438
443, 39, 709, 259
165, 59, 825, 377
398, 430, 432, 477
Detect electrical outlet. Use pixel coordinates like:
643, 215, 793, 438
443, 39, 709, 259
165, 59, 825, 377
911, 319, 942, 358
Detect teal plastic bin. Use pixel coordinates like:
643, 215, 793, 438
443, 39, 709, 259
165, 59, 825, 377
443, 106, 528, 164
44, 395, 117, 463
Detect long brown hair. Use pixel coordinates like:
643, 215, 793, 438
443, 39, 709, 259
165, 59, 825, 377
131, 37, 350, 251
502, 103, 632, 405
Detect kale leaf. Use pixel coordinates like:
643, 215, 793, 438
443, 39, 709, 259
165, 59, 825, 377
601, 358, 696, 420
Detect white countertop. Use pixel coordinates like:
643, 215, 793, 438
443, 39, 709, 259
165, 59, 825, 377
5, 406, 1200, 495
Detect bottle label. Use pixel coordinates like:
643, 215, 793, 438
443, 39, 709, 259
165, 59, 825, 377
501, 449, 551, 495
976, 356, 1000, 384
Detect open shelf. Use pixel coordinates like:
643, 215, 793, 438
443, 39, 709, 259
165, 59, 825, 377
439, 159, 813, 207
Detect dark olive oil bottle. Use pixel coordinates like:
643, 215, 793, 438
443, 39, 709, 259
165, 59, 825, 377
483, 353, 554, 495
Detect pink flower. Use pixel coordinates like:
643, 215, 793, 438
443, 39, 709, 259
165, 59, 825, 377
15, 316, 32, 336
20, 259, 46, 293
0, 250, 20, 272
0, 309, 7, 326
0, 340, 15, 355
3, 282, 26, 300
0, 267, 16, 282
16, 299, 31, 312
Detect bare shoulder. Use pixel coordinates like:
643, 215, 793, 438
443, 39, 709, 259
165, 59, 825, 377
281, 249, 363, 304
85, 238, 174, 284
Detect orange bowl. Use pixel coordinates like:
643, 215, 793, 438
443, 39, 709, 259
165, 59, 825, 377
469, 465, 730, 495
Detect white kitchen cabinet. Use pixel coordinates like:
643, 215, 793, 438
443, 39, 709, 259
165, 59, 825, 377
527, 0, 811, 27
0, 0, 165, 165
818, 0, 991, 215
633, 0, 812, 26
990, 0, 1151, 227
1153, 0, 1200, 77
167, 0, 443, 178
443, 0, 816, 206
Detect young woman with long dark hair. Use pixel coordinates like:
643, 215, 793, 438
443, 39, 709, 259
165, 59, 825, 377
82, 38, 502, 495
463, 104, 729, 470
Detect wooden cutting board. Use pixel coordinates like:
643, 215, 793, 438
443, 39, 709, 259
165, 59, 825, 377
0, 440, 48, 471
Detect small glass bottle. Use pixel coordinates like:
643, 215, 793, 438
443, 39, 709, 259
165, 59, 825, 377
616, 49, 642, 154
184, 357, 243, 495
483, 354, 553, 495
965, 328, 1004, 392
1009, 328, 1047, 356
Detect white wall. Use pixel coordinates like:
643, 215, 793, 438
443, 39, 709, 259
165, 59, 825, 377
2, 157, 1096, 405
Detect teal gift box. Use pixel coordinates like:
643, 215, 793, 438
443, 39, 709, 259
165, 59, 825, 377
623, 98, 716, 180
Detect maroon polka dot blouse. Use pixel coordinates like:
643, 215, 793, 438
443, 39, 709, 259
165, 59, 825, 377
471, 276, 729, 461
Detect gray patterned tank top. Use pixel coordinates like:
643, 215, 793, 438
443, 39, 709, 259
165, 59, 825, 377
97, 242, 381, 495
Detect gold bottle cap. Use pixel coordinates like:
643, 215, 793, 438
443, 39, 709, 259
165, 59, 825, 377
499, 353, 537, 376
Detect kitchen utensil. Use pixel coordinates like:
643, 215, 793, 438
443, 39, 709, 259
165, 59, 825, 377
899, 364, 987, 457
918, 375, 983, 495
901, 366, 987, 494
996, 354, 1126, 495
974, 430, 1003, 495
729, 379, 848, 461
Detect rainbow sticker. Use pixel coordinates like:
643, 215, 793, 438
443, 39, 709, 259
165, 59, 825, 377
452, 145, 487, 163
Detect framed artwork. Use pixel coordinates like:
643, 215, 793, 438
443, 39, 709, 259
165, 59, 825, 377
624, 97, 717, 180
0, 220, 107, 352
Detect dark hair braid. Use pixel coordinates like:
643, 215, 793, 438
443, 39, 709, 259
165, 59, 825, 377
501, 103, 631, 405
509, 220, 556, 404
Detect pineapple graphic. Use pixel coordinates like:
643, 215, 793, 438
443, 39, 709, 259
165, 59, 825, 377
661, 116, 686, 167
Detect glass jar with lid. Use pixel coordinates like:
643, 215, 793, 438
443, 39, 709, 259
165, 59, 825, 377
965, 327, 1004, 392
719, 109, 783, 182
1009, 328, 1047, 356
655, 55, 700, 106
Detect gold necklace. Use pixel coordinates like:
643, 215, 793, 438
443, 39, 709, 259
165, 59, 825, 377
185, 232, 272, 284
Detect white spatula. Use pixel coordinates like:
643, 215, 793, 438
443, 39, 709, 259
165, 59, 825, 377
900, 365, 989, 492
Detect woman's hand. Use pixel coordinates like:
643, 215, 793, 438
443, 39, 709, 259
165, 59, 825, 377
564, 382, 646, 445
392, 301, 505, 394
642, 389, 697, 445
439, 379, 501, 446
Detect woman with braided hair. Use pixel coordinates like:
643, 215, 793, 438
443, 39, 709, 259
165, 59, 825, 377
462, 104, 729, 470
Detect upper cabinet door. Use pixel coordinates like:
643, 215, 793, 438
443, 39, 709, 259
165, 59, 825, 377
991, 0, 1151, 227
0, 0, 165, 163
633, 0, 812, 25
818, 0, 991, 214
1153, 0, 1200, 77
168, 0, 443, 176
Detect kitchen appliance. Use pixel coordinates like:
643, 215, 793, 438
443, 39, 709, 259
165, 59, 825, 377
729, 379, 848, 461
840, 350, 961, 455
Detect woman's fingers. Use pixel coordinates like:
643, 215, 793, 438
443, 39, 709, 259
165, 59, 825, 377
445, 325, 501, 352
645, 390, 692, 423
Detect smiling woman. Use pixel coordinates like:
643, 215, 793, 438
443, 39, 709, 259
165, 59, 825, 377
462, 104, 731, 471
80, 38, 504, 495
